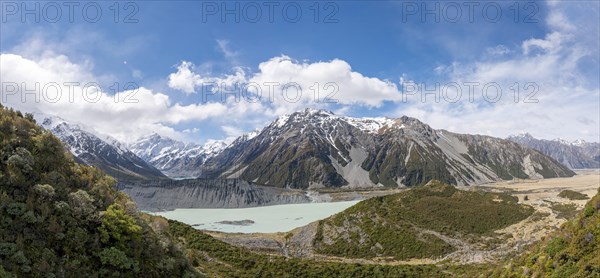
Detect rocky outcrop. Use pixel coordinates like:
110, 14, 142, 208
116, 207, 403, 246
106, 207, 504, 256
117, 179, 310, 211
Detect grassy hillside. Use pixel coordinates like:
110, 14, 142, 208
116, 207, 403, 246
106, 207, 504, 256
493, 187, 600, 277
165, 220, 448, 278
313, 181, 534, 260
0, 106, 196, 277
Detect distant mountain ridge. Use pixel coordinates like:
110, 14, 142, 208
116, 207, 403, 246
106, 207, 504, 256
508, 133, 600, 169
200, 109, 574, 189
34, 113, 166, 180
129, 133, 228, 179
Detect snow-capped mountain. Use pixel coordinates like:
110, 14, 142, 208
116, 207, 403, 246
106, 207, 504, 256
508, 133, 600, 169
129, 133, 228, 179
201, 108, 574, 189
34, 113, 167, 180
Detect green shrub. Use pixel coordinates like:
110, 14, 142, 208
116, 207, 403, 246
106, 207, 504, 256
558, 190, 589, 200
98, 247, 137, 271
545, 238, 566, 257
5, 203, 26, 216
33, 184, 55, 199
99, 204, 142, 249
0, 243, 16, 256
551, 203, 579, 219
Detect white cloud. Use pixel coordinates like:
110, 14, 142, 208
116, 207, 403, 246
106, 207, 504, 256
395, 1, 599, 142
522, 32, 565, 55
167, 61, 203, 94
167, 60, 247, 96
434, 65, 447, 74
250, 56, 402, 107
486, 45, 511, 56
168, 55, 403, 115
182, 128, 200, 133
217, 39, 239, 62
132, 69, 144, 79
221, 125, 244, 137
1, 53, 229, 143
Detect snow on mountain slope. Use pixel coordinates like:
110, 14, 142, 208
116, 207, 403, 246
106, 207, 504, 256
33, 113, 167, 180
201, 108, 574, 189
129, 134, 228, 179
508, 133, 600, 169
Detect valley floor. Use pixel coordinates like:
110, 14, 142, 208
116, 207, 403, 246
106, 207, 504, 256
207, 170, 600, 266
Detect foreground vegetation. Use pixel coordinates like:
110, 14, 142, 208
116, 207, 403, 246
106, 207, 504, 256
313, 181, 534, 260
493, 187, 600, 277
549, 202, 580, 220
0, 106, 196, 276
167, 220, 448, 277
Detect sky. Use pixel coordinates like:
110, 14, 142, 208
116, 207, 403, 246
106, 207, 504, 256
1, 0, 599, 144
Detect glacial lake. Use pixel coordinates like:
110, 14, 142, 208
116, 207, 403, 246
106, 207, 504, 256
154, 200, 361, 233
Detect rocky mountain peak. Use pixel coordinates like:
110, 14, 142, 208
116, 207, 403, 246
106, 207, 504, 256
33, 112, 166, 180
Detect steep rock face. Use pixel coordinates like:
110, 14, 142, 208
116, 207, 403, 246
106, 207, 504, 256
202, 109, 574, 189
117, 179, 310, 211
508, 133, 600, 169
35, 114, 166, 180
362, 117, 458, 187
202, 109, 380, 188
129, 134, 227, 179
454, 133, 574, 181
574, 140, 600, 164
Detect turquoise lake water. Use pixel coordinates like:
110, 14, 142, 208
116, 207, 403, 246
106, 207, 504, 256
155, 200, 360, 233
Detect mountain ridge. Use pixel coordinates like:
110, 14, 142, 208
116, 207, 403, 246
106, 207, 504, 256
508, 133, 600, 169
200, 108, 575, 189
33, 113, 167, 181
129, 133, 227, 179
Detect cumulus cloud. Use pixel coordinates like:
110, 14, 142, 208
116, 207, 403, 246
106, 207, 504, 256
168, 60, 247, 96
167, 61, 203, 94
167, 55, 403, 115
1, 53, 229, 143
221, 125, 244, 137
250, 56, 402, 107
395, 1, 599, 142
522, 32, 565, 55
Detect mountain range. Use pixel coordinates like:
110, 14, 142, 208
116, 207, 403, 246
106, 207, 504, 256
200, 109, 574, 188
37, 109, 584, 188
33, 113, 166, 181
508, 133, 600, 169
129, 133, 228, 179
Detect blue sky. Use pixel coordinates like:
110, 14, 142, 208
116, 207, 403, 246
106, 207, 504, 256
1, 1, 599, 143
